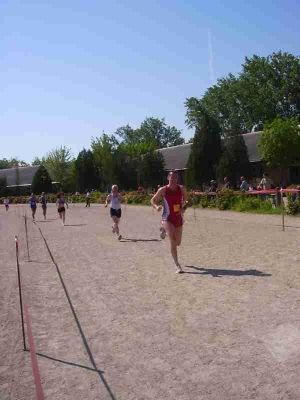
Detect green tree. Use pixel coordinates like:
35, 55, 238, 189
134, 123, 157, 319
0, 176, 7, 196
139, 117, 184, 148
187, 51, 300, 136
91, 133, 119, 190
258, 117, 300, 181
216, 132, 251, 186
115, 117, 184, 149
9, 158, 29, 167
185, 101, 222, 187
42, 146, 72, 190
0, 159, 10, 169
32, 157, 42, 166
75, 149, 100, 192
0, 158, 29, 169
32, 165, 53, 194
137, 151, 165, 188
113, 147, 138, 190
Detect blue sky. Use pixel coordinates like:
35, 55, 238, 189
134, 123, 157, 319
1, 0, 300, 163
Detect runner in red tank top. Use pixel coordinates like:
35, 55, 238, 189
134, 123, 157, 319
151, 171, 189, 273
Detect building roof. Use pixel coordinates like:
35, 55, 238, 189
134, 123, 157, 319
157, 132, 262, 170
0, 165, 40, 186
157, 143, 192, 170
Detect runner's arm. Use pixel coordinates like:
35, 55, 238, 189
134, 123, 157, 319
151, 187, 165, 211
105, 194, 111, 207
181, 186, 190, 210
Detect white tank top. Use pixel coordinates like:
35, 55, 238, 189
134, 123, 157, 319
110, 193, 121, 210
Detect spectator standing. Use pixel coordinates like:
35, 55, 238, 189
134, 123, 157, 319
259, 173, 275, 190
208, 180, 218, 192
223, 177, 231, 189
240, 176, 249, 192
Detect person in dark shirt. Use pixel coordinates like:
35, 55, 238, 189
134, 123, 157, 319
29, 193, 37, 221
40, 192, 47, 220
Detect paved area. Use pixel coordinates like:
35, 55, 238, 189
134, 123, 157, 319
1, 204, 300, 400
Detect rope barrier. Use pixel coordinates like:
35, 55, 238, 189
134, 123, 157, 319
15, 231, 45, 399
15, 236, 26, 351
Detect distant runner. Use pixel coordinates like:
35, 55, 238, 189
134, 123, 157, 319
56, 192, 66, 226
151, 171, 189, 274
3, 198, 9, 212
105, 185, 122, 241
40, 192, 47, 220
85, 191, 91, 208
29, 193, 37, 221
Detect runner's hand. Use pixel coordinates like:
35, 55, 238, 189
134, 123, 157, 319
156, 205, 162, 212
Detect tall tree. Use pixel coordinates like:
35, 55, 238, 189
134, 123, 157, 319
115, 117, 184, 149
137, 151, 165, 188
0, 176, 7, 196
32, 165, 53, 194
258, 117, 300, 181
216, 132, 251, 186
139, 117, 184, 148
9, 158, 29, 167
91, 133, 119, 190
0, 159, 10, 169
185, 101, 222, 187
75, 149, 100, 192
187, 51, 300, 136
0, 158, 29, 168
113, 147, 138, 190
32, 157, 42, 166
42, 146, 72, 190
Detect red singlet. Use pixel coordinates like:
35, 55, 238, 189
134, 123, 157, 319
162, 184, 183, 227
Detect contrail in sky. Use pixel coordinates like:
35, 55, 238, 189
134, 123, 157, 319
208, 29, 215, 83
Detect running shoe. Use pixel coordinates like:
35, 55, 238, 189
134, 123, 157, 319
176, 264, 184, 274
160, 227, 166, 239
118, 235, 122, 241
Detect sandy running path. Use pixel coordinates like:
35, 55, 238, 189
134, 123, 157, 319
1, 204, 300, 400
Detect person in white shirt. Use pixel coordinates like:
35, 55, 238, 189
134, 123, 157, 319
105, 185, 122, 240
3, 198, 9, 212
259, 173, 275, 190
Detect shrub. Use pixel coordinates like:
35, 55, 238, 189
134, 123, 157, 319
216, 189, 236, 210
286, 197, 300, 215
233, 196, 275, 213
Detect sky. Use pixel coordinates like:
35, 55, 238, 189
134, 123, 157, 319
1, 0, 300, 163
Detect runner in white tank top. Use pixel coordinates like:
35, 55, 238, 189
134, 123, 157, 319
105, 185, 122, 240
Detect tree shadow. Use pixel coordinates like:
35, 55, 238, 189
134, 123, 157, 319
184, 266, 272, 277
121, 238, 161, 243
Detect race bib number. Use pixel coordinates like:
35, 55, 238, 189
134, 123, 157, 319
173, 204, 180, 212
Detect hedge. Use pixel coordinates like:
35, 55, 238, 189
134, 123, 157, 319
1, 189, 297, 215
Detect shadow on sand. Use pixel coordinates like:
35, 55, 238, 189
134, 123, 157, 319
64, 224, 87, 227
120, 237, 161, 243
184, 265, 272, 277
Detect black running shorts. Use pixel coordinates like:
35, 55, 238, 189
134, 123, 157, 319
110, 208, 121, 218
